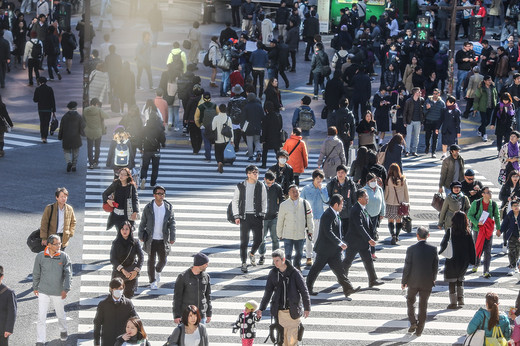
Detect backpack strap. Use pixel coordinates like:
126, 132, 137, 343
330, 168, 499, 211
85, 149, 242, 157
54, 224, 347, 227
288, 140, 301, 156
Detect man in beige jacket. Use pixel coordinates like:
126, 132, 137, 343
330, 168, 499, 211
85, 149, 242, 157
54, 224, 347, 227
40, 187, 76, 250
277, 185, 314, 271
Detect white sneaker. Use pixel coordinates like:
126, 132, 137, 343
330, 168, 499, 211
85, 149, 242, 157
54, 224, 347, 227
508, 267, 515, 276
150, 281, 158, 290
503, 245, 508, 254
140, 178, 146, 190
155, 272, 161, 284
482, 134, 488, 142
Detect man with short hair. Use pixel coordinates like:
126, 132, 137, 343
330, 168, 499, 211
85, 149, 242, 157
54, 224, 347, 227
275, 1, 290, 41
58, 101, 85, 172
23, 31, 42, 86
423, 88, 446, 158
0, 266, 17, 346
507, 73, 520, 131
326, 164, 357, 237
195, 91, 219, 162
258, 171, 283, 265
40, 187, 76, 250
232, 165, 268, 272
343, 189, 384, 288
306, 194, 360, 299
455, 42, 476, 99
173, 253, 212, 324
241, 0, 255, 37
135, 31, 153, 90
461, 169, 483, 204
403, 87, 424, 156
93, 278, 137, 346
139, 186, 176, 290
33, 234, 72, 345
277, 184, 314, 271
439, 144, 465, 195
33, 76, 56, 143
166, 42, 187, 74
139, 110, 166, 189
257, 249, 311, 346
402, 226, 439, 337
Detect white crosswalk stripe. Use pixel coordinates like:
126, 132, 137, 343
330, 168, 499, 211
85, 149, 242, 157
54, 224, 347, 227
77, 147, 516, 346
3, 132, 59, 149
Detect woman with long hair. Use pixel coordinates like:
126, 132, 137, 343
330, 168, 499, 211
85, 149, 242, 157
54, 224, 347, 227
166, 305, 209, 345
110, 222, 144, 299
499, 131, 520, 181
491, 92, 516, 151
383, 133, 405, 172
260, 100, 283, 169
208, 36, 220, 88
439, 211, 476, 309
264, 77, 282, 111
114, 317, 151, 345
349, 146, 372, 187
467, 292, 511, 340
384, 163, 410, 245
356, 110, 377, 151
102, 167, 139, 231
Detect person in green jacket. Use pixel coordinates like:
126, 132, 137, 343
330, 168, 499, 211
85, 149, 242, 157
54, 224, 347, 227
467, 187, 501, 278
83, 98, 110, 169
466, 292, 511, 341
473, 75, 498, 142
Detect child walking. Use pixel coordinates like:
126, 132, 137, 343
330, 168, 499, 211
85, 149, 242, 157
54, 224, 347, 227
232, 300, 261, 345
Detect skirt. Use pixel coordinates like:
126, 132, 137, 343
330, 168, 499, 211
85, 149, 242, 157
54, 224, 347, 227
385, 204, 401, 220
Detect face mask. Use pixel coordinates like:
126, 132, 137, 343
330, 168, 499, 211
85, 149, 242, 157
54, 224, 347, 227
369, 181, 377, 188
112, 289, 123, 299
279, 158, 287, 165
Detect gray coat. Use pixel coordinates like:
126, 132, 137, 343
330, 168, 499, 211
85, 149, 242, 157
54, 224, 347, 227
138, 200, 176, 255
166, 323, 208, 346
317, 136, 346, 178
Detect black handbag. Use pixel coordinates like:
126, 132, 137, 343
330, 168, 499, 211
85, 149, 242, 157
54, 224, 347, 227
279, 129, 288, 143
402, 215, 412, 233
49, 114, 59, 135
27, 204, 53, 253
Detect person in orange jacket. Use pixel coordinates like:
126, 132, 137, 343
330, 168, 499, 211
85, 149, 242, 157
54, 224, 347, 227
282, 127, 308, 186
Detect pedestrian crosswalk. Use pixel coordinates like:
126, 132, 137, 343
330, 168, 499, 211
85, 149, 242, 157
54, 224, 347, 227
77, 147, 517, 346
3, 131, 58, 149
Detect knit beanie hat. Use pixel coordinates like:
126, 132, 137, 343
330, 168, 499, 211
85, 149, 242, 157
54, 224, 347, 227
193, 252, 209, 266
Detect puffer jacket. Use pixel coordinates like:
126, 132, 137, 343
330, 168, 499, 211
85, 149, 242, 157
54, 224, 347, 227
173, 268, 212, 319
276, 198, 314, 240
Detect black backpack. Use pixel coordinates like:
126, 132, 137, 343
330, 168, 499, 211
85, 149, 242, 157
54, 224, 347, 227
227, 201, 235, 224
169, 52, 184, 73
335, 52, 348, 71
31, 41, 42, 59
228, 97, 246, 124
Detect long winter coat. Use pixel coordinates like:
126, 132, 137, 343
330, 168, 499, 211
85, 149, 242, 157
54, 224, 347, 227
439, 228, 476, 280
317, 136, 346, 178
83, 105, 109, 139
93, 295, 137, 346
439, 106, 461, 146
58, 110, 85, 150
262, 110, 283, 150
0, 103, 12, 134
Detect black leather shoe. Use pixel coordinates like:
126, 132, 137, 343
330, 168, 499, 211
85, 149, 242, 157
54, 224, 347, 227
408, 323, 417, 333
308, 290, 319, 296
369, 280, 384, 287
344, 286, 361, 296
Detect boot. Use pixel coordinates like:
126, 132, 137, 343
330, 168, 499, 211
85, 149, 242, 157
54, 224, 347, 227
396, 223, 403, 241
388, 222, 396, 245
456, 285, 464, 306
447, 293, 460, 309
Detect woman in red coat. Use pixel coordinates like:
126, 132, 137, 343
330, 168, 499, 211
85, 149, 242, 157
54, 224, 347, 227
471, 0, 487, 42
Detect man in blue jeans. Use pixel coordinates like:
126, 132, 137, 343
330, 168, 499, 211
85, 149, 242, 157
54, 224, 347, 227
403, 87, 424, 156
258, 171, 283, 265
276, 184, 314, 271
194, 92, 219, 162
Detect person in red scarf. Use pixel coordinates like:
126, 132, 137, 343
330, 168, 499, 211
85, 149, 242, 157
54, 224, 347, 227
467, 186, 501, 278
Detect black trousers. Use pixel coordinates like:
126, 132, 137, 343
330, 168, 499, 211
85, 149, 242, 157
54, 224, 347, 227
304, 37, 314, 59
46, 54, 59, 79
38, 111, 51, 139
0, 335, 9, 346
306, 251, 353, 293
214, 142, 227, 163
279, 66, 289, 88
252, 69, 265, 97
188, 123, 202, 153
342, 245, 377, 284
406, 287, 432, 328
28, 58, 40, 84
79, 39, 85, 61
233, 128, 245, 151
351, 100, 368, 124
140, 151, 161, 186
87, 137, 101, 165
262, 146, 278, 167
289, 50, 296, 70
424, 122, 438, 153
497, 129, 512, 151
463, 98, 474, 117
240, 214, 263, 263
148, 239, 167, 283
231, 5, 241, 27
478, 108, 493, 136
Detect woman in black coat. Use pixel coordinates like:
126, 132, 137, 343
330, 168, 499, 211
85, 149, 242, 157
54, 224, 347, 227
261, 100, 283, 168
102, 168, 139, 231
117, 61, 137, 113
439, 95, 461, 156
383, 133, 404, 173
438, 211, 476, 309
184, 86, 204, 154
58, 102, 85, 172
60, 27, 77, 74
356, 110, 377, 152
264, 77, 282, 111
390, 85, 408, 137
499, 170, 520, 215
12, 20, 27, 67
110, 221, 144, 299
0, 95, 13, 157
491, 92, 516, 151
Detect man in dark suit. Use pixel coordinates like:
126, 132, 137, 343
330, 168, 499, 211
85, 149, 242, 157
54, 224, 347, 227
401, 226, 439, 337
306, 194, 360, 300
343, 189, 384, 287
0, 266, 17, 346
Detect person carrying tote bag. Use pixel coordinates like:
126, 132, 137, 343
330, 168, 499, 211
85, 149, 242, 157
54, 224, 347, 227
466, 292, 511, 345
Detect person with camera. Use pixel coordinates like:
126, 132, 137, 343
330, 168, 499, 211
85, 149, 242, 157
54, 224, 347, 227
461, 169, 484, 204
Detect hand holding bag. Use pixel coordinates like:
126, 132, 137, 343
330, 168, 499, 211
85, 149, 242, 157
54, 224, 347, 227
485, 325, 507, 346
394, 186, 410, 216
431, 193, 445, 212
